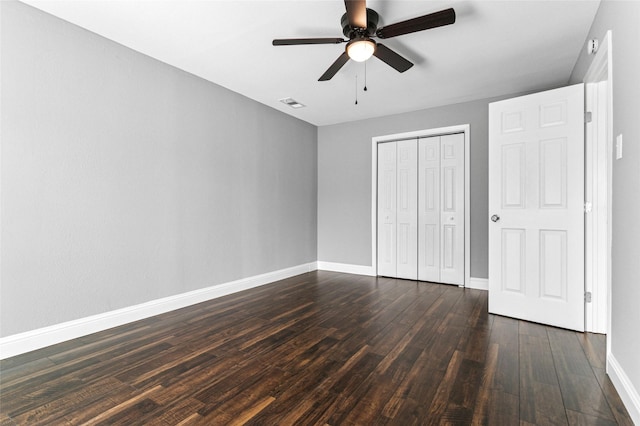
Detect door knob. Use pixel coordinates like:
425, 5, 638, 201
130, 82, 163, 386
491, 214, 500, 222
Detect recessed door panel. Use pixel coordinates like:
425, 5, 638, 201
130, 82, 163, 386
540, 101, 568, 128
501, 111, 525, 133
442, 167, 456, 211
502, 143, 526, 209
423, 224, 438, 268
501, 229, 526, 294
442, 225, 455, 270
539, 138, 567, 209
539, 230, 567, 300
425, 168, 437, 211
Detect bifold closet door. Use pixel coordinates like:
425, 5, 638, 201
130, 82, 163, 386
377, 140, 418, 279
396, 140, 418, 280
378, 135, 462, 283
418, 137, 441, 282
377, 142, 397, 277
418, 134, 465, 285
439, 134, 464, 285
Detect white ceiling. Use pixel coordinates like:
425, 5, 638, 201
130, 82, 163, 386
21, 0, 601, 126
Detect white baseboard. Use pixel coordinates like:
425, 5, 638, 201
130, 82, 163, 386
608, 353, 640, 425
467, 277, 489, 291
0, 262, 317, 360
317, 261, 375, 276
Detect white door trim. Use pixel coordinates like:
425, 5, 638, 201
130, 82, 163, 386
583, 30, 613, 337
371, 124, 470, 287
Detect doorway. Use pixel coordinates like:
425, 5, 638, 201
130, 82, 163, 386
583, 30, 612, 336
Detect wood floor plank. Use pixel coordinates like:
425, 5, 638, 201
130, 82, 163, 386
519, 331, 568, 425
577, 332, 607, 370
243, 354, 342, 423
0, 271, 634, 425
142, 397, 205, 426
61, 387, 146, 425
488, 315, 520, 395
149, 351, 253, 407
10, 377, 125, 425
424, 349, 465, 423
196, 368, 286, 422
0, 414, 16, 426
78, 384, 162, 425
566, 408, 618, 426
591, 367, 636, 426
547, 327, 617, 422
470, 342, 499, 425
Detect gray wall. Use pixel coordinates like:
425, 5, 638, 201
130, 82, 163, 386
570, 0, 640, 412
318, 96, 522, 278
0, 1, 317, 337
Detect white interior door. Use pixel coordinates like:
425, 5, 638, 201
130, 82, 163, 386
488, 84, 585, 331
418, 137, 440, 282
377, 142, 396, 277
439, 134, 465, 285
396, 139, 418, 280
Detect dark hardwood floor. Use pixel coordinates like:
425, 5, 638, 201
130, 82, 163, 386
0, 271, 633, 425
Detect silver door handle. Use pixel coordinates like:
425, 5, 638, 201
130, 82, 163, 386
491, 214, 500, 222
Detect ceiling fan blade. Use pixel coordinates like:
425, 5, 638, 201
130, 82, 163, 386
373, 44, 413, 73
376, 8, 455, 39
273, 38, 346, 46
344, 0, 367, 29
319, 52, 350, 81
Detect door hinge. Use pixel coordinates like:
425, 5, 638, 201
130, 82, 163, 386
585, 291, 592, 303
585, 111, 593, 123
584, 202, 593, 213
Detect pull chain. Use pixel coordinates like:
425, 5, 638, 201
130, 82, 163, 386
364, 61, 368, 91
355, 75, 358, 105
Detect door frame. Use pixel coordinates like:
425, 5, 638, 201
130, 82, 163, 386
371, 124, 471, 287
583, 30, 613, 336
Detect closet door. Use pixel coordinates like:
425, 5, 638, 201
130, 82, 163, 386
396, 139, 418, 280
377, 142, 397, 277
418, 137, 441, 282
439, 133, 465, 285
377, 135, 462, 283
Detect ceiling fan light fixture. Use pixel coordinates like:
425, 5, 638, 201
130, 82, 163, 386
346, 38, 376, 62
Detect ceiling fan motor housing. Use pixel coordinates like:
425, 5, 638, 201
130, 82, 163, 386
341, 8, 379, 38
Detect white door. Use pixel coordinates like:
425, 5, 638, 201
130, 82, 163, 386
418, 137, 440, 282
488, 84, 584, 331
418, 134, 465, 284
396, 139, 418, 280
377, 142, 396, 277
439, 134, 465, 285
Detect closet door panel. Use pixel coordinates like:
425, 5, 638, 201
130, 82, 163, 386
418, 137, 441, 282
377, 142, 397, 277
396, 139, 418, 280
440, 133, 465, 285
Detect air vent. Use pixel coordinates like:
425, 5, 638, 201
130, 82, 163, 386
279, 97, 305, 109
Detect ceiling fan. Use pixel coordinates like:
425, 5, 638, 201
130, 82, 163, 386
272, 0, 456, 81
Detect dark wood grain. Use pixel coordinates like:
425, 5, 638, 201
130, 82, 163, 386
0, 271, 634, 425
